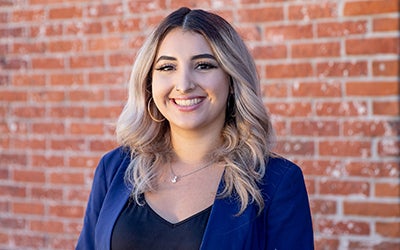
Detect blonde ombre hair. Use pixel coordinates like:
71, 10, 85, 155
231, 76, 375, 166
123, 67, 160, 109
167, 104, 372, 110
116, 7, 275, 214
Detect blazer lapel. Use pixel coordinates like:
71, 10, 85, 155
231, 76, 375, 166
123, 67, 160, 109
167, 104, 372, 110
200, 183, 258, 250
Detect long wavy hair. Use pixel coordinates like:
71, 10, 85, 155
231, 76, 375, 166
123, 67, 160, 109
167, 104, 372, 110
116, 7, 275, 214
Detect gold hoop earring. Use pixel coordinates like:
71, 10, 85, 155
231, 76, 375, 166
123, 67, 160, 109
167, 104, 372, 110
147, 97, 165, 123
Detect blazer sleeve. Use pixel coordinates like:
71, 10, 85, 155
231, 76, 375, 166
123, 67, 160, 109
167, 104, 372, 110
265, 162, 314, 249
76, 158, 108, 250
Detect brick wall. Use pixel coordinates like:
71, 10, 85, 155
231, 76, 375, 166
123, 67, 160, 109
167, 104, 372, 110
0, 0, 398, 249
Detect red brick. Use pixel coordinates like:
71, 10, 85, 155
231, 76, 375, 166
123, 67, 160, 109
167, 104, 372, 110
0, 90, 27, 101
344, 0, 398, 16
346, 81, 398, 96
319, 179, 370, 196
0, 58, 28, 70
70, 55, 105, 68
50, 172, 84, 184
236, 25, 262, 42
50, 204, 84, 218
12, 42, 46, 54
316, 101, 368, 117
372, 60, 399, 76
13, 234, 46, 248
65, 21, 103, 35
89, 139, 118, 152
267, 102, 312, 117
88, 37, 123, 51
373, 17, 399, 32
88, 106, 121, 119
88, 71, 125, 85
262, 82, 287, 98
12, 138, 46, 150
0, 153, 27, 166
87, 3, 123, 17
375, 182, 400, 198
32, 57, 65, 69
50, 139, 85, 151
319, 140, 371, 157
373, 101, 399, 116
70, 122, 104, 135
291, 81, 341, 97
345, 161, 399, 178
274, 140, 314, 156
29, 90, 65, 102
317, 61, 367, 77
310, 199, 337, 215
11, 9, 45, 22
291, 120, 339, 136
49, 6, 83, 19
31, 187, 63, 200
48, 40, 83, 52
265, 24, 313, 41
128, 0, 167, 12
12, 74, 45, 86
346, 37, 399, 55
68, 155, 99, 168
251, 45, 287, 60
49, 237, 77, 250
317, 20, 367, 37
292, 42, 340, 58
238, 7, 283, 22
50, 73, 84, 86
13, 202, 45, 215
289, 2, 337, 20
0, 185, 26, 197
0, 217, 25, 229
376, 221, 400, 238
271, 120, 288, 136
31, 220, 64, 233
314, 238, 339, 250
32, 155, 64, 167
343, 120, 391, 137
106, 18, 140, 33
66, 188, 90, 202
109, 52, 134, 67
12, 106, 45, 118
69, 89, 104, 102
13, 170, 46, 183
265, 63, 313, 78
344, 201, 400, 217
0, 27, 24, 38
349, 241, 400, 250
49, 106, 85, 118
377, 138, 399, 157
32, 122, 65, 134
316, 219, 370, 235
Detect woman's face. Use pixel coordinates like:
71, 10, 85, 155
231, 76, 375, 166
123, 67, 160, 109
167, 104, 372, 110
151, 28, 230, 134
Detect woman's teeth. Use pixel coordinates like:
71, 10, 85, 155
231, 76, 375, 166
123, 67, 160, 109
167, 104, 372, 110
174, 98, 202, 106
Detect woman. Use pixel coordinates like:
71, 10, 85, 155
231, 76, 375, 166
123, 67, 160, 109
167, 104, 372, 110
76, 7, 314, 250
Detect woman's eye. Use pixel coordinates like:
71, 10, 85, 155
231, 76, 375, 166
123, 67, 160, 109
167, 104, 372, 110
155, 64, 175, 71
196, 62, 217, 70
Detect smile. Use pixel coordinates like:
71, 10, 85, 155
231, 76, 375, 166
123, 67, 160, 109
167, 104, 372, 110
174, 98, 203, 107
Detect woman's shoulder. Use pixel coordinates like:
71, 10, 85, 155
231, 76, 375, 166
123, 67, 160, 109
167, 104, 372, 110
96, 146, 132, 183
260, 154, 306, 201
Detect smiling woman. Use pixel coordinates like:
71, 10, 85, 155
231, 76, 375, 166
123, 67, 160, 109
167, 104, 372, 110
76, 7, 314, 250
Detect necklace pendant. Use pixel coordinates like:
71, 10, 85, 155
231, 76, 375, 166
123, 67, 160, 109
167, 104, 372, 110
171, 175, 178, 183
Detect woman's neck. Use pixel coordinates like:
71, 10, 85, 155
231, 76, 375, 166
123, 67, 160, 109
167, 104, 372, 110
170, 127, 222, 164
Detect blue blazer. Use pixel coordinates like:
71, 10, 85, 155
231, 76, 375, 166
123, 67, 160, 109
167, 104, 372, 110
76, 147, 314, 250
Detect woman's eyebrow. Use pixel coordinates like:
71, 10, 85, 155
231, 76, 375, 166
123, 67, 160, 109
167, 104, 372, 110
155, 55, 176, 63
155, 53, 216, 64
191, 53, 216, 60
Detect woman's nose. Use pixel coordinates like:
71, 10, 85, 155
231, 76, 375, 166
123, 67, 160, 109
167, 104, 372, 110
174, 68, 195, 93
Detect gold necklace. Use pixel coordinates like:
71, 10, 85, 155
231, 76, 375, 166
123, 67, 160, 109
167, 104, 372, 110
169, 161, 214, 183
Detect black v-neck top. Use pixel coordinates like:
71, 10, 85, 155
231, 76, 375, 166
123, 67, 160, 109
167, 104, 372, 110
111, 197, 212, 250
